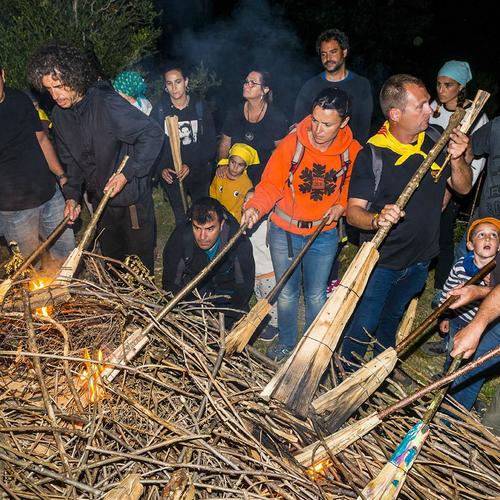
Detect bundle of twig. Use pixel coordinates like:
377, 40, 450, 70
0, 253, 498, 499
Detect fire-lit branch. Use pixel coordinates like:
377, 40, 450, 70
79, 348, 106, 403
29, 278, 54, 317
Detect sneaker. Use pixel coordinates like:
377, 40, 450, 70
259, 325, 279, 343
431, 288, 443, 309
473, 399, 488, 418
421, 338, 447, 356
267, 343, 294, 362
326, 279, 340, 297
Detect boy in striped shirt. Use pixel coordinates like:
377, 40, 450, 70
439, 217, 500, 371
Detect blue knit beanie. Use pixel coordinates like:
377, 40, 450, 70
438, 60, 472, 86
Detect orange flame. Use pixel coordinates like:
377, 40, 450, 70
307, 459, 331, 481
29, 278, 53, 317
79, 348, 106, 403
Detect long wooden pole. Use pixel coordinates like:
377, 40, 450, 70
397, 258, 495, 355
432, 89, 490, 183
26, 156, 129, 308
312, 259, 495, 427
261, 107, 466, 418
225, 218, 328, 355
54, 155, 130, 283
295, 344, 499, 466
165, 116, 188, 213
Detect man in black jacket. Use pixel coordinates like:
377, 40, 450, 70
163, 197, 255, 328
28, 44, 165, 272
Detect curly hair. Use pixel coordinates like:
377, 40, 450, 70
28, 43, 99, 95
316, 29, 349, 54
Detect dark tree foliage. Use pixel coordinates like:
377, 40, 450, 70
0, 0, 160, 89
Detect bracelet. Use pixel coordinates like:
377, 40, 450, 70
371, 212, 380, 230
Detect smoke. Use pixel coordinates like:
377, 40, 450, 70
160, 0, 318, 125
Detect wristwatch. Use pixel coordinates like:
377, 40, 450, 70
56, 173, 67, 181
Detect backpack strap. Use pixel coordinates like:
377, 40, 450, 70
336, 148, 350, 190
288, 138, 305, 183
425, 125, 441, 143
366, 143, 383, 211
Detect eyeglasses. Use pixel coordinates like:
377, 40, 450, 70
243, 79, 264, 87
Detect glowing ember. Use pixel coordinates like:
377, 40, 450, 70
29, 278, 53, 317
79, 348, 106, 403
306, 460, 331, 481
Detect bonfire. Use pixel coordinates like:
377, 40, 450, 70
0, 252, 498, 499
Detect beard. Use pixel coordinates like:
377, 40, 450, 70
324, 59, 344, 75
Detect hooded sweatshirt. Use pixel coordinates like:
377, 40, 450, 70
246, 115, 361, 235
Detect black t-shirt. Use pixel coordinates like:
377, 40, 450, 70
471, 117, 500, 219
222, 103, 288, 172
0, 88, 55, 211
349, 133, 448, 270
152, 94, 216, 172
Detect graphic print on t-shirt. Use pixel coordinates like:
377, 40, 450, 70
298, 163, 337, 201
164, 120, 199, 145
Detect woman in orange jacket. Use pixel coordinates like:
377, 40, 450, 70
241, 88, 362, 361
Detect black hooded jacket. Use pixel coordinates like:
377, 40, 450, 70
162, 212, 255, 326
53, 80, 165, 207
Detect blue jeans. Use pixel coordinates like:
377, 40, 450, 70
341, 260, 430, 367
454, 231, 468, 262
268, 222, 338, 348
0, 189, 75, 262
445, 317, 500, 411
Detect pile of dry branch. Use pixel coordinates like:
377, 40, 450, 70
0, 253, 498, 499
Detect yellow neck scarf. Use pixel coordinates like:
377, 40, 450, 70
367, 121, 441, 171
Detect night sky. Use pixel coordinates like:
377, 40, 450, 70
152, 0, 499, 130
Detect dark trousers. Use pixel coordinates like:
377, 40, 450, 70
434, 199, 460, 289
162, 166, 212, 226
97, 191, 155, 273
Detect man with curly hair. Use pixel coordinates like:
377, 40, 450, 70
294, 29, 373, 145
28, 44, 164, 272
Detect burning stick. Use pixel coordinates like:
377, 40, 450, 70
225, 219, 328, 355
294, 344, 499, 467
0, 215, 70, 303
260, 106, 467, 418
165, 115, 188, 213
101, 225, 248, 382
78, 348, 106, 404
311, 259, 495, 431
